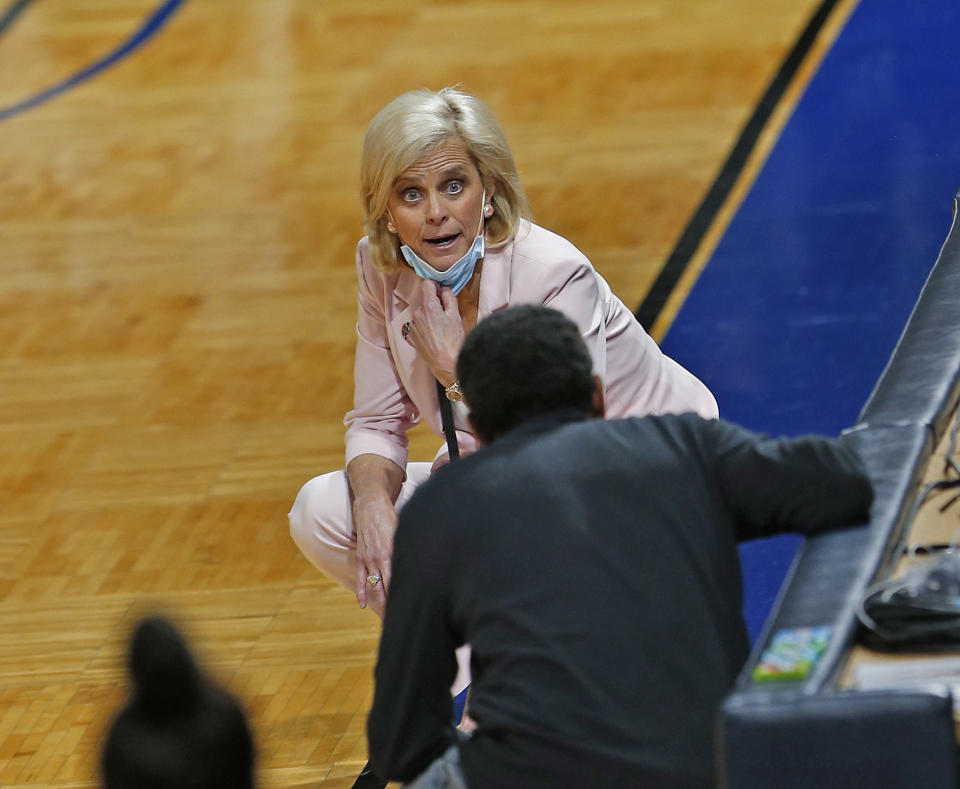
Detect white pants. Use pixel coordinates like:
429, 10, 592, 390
289, 462, 471, 694
288, 462, 433, 591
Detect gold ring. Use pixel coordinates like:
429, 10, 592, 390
367, 574, 382, 587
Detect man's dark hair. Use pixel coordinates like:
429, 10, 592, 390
102, 615, 255, 789
457, 305, 595, 442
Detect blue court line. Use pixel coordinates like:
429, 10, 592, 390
0, 0, 35, 39
659, 0, 960, 639
0, 0, 187, 123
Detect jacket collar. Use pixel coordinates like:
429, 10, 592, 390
494, 408, 591, 446
392, 265, 423, 310
477, 239, 512, 317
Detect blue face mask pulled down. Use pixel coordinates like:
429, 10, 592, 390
398, 191, 487, 295
400, 234, 484, 295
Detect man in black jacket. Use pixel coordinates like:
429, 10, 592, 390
367, 305, 873, 789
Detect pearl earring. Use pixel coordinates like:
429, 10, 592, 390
387, 221, 396, 233
483, 203, 494, 218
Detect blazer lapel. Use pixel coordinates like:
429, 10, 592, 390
389, 268, 437, 410
477, 237, 514, 319
390, 266, 422, 357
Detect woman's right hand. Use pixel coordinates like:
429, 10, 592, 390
352, 492, 397, 615
346, 454, 405, 617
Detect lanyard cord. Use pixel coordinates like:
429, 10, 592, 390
436, 380, 461, 461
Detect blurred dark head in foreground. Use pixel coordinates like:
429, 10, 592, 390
102, 615, 254, 789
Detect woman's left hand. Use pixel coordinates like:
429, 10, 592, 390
404, 279, 464, 387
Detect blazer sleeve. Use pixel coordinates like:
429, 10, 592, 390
343, 241, 419, 470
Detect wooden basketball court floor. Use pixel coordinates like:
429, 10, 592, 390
0, 0, 909, 785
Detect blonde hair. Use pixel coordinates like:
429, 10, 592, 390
360, 87, 532, 272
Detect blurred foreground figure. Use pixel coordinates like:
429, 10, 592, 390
102, 616, 254, 789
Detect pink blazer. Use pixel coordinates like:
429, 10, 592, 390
344, 220, 718, 470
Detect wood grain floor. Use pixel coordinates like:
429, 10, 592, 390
0, 0, 840, 785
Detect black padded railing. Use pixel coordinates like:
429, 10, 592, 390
719, 191, 960, 788
732, 190, 960, 695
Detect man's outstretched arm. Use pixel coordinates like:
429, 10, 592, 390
708, 419, 874, 541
